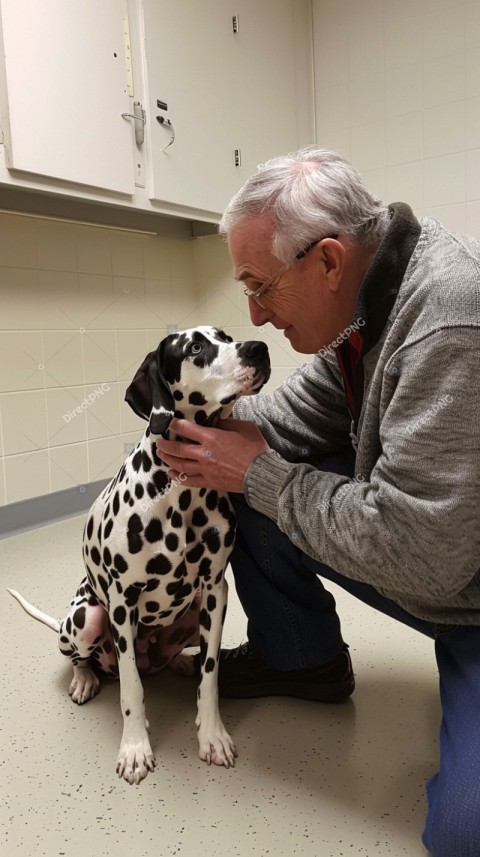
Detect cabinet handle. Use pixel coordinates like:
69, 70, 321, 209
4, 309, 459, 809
121, 101, 146, 145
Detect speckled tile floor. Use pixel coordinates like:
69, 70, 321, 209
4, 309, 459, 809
1, 515, 437, 856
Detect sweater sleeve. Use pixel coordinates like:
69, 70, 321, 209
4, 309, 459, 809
232, 349, 351, 461
243, 328, 480, 609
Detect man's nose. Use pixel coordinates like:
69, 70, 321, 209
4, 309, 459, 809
248, 297, 272, 326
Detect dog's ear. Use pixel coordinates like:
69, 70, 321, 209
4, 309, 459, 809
124, 342, 175, 435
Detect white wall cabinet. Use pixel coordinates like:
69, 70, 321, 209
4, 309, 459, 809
0, 0, 135, 194
141, 0, 308, 216
0, 0, 313, 226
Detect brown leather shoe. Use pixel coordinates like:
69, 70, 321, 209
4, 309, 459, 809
194, 642, 355, 702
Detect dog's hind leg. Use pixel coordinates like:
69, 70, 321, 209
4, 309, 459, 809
59, 581, 109, 704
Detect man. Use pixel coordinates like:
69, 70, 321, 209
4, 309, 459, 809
156, 147, 480, 856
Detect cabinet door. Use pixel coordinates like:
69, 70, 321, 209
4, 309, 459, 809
142, 0, 305, 217
0, 0, 135, 194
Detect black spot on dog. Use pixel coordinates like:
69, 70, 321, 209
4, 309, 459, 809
199, 557, 212, 578
173, 389, 184, 401
104, 519, 114, 539
118, 636, 127, 654
124, 585, 141, 607
179, 489, 191, 511
114, 554, 128, 574
132, 450, 143, 472
166, 506, 173, 519
113, 605, 127, 625
174, 560, 186, 578
103, 547, 112, 567
206, 490, 218, 510
127, 513, 143, 554
224, 523, 236, 547
199, 608, 211, 631
86, 516, 94, 539
207, 594, 217, 612
203, 528, 221, 553
90, 547, 101, 566
219, 393, 236, 406
153, 470, 170, 493
146, 578, 160, 591
194, 410, 207, 425
147, 482, 157, 499
113, 491, 120, 516
192, 507, 208, 527
171, 510, 183, 528
146, 554, 172, 575
186, 527, 195, 543
145, 601, 159, 612
73, 607, 86, 630
145, 517, 163, 542
97, 522, 102, 542
186, 543, 204, 563
142, 450, 152, 472
205, 657, 216, 673
98, 574, 109, 596
189, 391, 207, 406
165, 532, 179, 552
135, 483, 144, 499
151, 443, 163, 467
123, 490, 131, 504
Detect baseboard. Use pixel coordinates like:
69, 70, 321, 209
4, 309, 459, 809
0, 479, 110, 539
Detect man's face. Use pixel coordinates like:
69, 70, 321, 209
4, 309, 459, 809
228, 214, 355, 355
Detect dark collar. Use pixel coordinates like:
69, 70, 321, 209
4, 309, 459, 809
354, 201, 422, 354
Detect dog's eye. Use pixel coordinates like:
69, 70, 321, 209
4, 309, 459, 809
190, 343, 202, 354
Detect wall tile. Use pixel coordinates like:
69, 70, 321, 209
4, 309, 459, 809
466, 201, 480, 238
466, 148, 480, 201
350, 75, 385, 127
88, 435, 124, 483
386, 112, 424, 166
316, 84, 350, 132
423, 9, 465, 60
4, 450, 50, 503
0, 267, 38, 329
423, 53, 466, 109
75, 225, 112, 275
385, 63, 423, 118
85, 381, 121, 441
36, 270, 80, 329
424, 153, 466, 206
0, 213, 37, 268
115, 329, 150, 382
424, 101, 466, 159
2, 390, 48, 455
423, 203, 467, 233
110, 230, 145, 278
82, 330, 117, 385
466, 98, 480, 150
465, 2, 480, 50
466, 50, 480, 100
49, 442, 88, 492
45, 386, 88, 447
384, 16, 423, 70
350, 121, 387, 172
36, 219, 77, 272
386, 161, 424, 209
0, 331, 44, 392
43, 330, 84, 388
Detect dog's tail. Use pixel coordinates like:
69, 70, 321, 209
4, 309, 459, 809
7, 588, 60, 633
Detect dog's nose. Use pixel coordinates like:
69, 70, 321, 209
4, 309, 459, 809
238, 340, 269, 360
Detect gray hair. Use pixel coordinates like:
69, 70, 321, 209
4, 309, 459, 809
219, 145, 390, 262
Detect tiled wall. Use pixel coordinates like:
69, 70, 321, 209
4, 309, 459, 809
313, 0, 480, 236
0, 214, 304, 506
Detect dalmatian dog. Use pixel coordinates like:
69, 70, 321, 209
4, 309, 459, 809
8, 325, 270, 784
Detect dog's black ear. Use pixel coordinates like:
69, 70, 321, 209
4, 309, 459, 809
124, 342, 175, 435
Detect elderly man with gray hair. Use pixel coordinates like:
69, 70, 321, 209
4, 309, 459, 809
156, 146, 480, 857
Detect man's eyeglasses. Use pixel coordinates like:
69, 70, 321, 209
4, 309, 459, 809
242, 235, 338, 308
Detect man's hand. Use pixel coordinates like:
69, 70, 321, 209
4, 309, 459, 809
155, 418, 269, 493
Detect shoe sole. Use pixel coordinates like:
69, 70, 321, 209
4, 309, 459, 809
218, 677, 355, 703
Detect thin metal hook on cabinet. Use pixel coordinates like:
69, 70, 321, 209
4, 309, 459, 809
156, 115, 176, 151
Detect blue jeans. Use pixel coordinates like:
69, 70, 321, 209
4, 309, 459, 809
229, 449, 480, 857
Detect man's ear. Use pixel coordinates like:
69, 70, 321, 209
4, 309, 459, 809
316, 238, 345, 292
124, 341, 175, 435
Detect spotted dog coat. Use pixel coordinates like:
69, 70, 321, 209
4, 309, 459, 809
9, 326, 270, 784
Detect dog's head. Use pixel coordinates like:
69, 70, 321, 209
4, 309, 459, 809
125, 326, 271, 436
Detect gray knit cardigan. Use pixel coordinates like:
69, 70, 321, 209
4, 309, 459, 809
233, 204, 480, 624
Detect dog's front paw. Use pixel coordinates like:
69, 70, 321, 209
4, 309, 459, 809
116, 732, 156, 785
196, 716, 238, 768
69, 666, 100, 704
